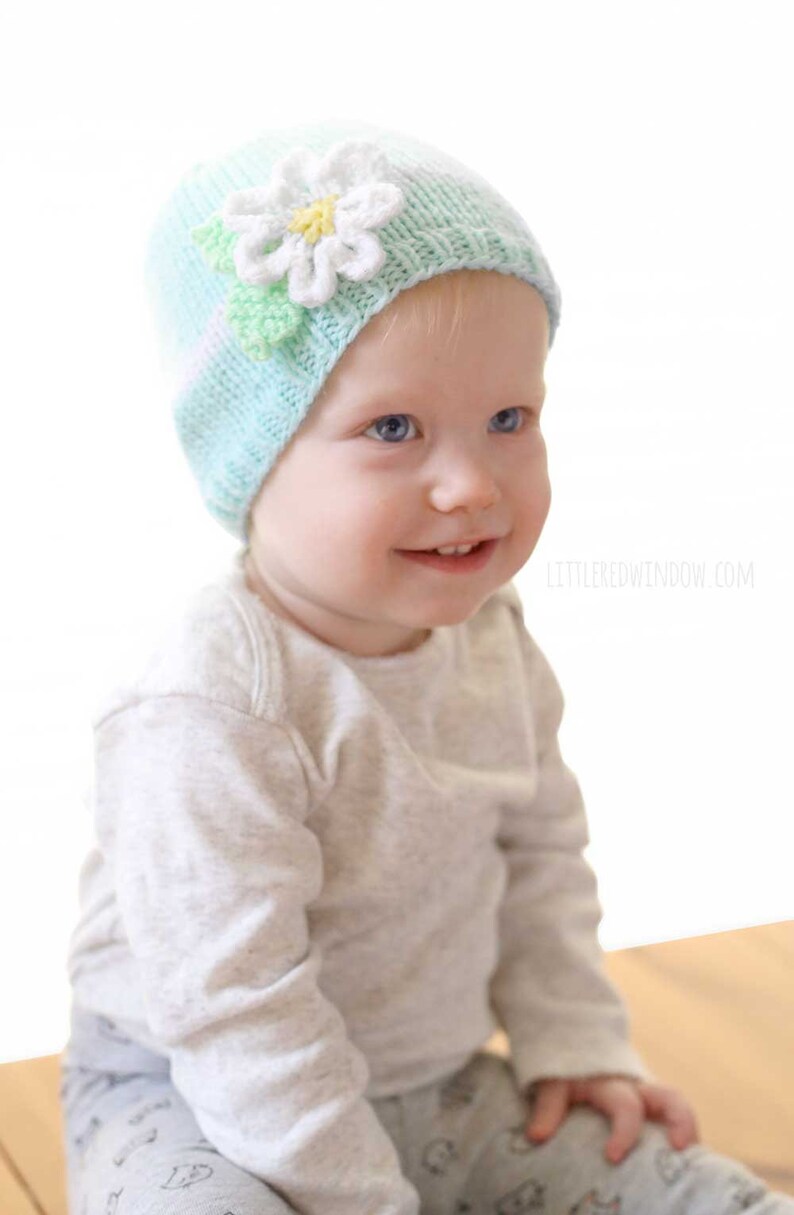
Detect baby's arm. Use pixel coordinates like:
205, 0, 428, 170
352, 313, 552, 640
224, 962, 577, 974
94, 694, 419, 1215
489, 615, 652, 1099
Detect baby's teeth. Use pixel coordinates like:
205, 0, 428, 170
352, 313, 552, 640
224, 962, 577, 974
435, 544, 475, 555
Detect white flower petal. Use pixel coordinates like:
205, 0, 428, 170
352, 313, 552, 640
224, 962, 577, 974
223, 204, 290, 238
315, 140, 391, 194
287, 237, 338, 307
333, 230, 386, 282
335, 182, 405, 234
272, 145, 321, 198
222, 186, 275, 225
222, 146, 319, 229
234, 231, 300, 286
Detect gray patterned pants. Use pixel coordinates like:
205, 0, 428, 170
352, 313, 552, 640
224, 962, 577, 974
60, 1007, 793, 1215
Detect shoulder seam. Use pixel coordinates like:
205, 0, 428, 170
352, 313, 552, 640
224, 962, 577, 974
94, 690, 285, 731
217, 584, 264, 714
216, 583, 283, 718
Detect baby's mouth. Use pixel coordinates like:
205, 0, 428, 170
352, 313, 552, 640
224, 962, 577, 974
422, 541, 485, 556
402, 539, 492, 556
395, 538, 499, 571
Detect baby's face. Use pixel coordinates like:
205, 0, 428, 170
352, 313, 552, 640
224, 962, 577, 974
244, 272, 550, 657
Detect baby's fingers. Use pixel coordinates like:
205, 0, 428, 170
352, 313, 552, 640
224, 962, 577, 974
525, 1079, 571, 1143
604, 1093, 645, 1164
639, 1083, 700, 1150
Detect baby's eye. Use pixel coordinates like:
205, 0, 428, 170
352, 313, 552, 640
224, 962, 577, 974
363, 407, 531, 444
364, 414, 418, 443
489, 407, 527, 433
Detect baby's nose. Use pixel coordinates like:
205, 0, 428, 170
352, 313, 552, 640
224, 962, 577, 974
427, 450, 501, 514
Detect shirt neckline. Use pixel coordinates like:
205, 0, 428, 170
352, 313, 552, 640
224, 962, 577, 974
225, 548, 451, 677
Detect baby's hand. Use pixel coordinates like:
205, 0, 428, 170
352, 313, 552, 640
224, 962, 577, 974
524, 1075, 700, 1164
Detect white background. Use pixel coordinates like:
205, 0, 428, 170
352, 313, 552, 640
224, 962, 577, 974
1, 2, 791, 1063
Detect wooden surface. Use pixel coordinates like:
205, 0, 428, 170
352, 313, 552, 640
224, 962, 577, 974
0, 920, 792, 1214
604, 919, 794, 1195
0, 1052, 65, 1215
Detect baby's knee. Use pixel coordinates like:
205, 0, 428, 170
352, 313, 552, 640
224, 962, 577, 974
71, 1149, 298, 1215
63, 1083, 297, 1215
558, 1117, 781, 1215
467, 1106, 778, 1215
669, 1144, 783, 1213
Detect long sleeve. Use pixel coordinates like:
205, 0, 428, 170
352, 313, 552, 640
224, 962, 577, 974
488, 624, 652, 1097
94, 693, 420, 1215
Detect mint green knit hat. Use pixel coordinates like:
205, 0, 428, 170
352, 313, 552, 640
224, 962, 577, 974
144, 119, 561, 543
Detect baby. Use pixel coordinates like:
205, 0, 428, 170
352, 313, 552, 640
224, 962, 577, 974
60, 121, 792, 1215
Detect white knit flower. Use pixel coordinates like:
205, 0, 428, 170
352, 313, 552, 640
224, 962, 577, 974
220, 140, 406, 308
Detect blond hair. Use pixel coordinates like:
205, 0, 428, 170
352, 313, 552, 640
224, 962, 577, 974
373, 268, 522, 353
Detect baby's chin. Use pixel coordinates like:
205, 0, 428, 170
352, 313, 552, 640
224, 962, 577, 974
409, 591, 504, 629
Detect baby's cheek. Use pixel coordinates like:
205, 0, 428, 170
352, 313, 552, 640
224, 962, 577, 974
530, 465, 552, 521
354, 490, 410, 546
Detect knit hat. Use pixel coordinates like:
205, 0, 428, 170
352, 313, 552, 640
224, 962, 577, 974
144, 119, 561, 543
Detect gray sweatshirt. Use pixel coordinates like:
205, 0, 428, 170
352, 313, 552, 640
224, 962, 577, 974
66, 547, 650, 1215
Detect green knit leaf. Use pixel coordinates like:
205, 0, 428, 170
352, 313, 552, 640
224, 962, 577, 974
225, 279, 305, 362
190, 215, 237, 274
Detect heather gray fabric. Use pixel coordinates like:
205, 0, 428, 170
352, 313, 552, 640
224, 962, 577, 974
60, 1008, 793, 1215
64, 544, 652, 1215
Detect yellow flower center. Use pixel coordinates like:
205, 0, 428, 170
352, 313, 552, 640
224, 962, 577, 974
287, 193, 341, 245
